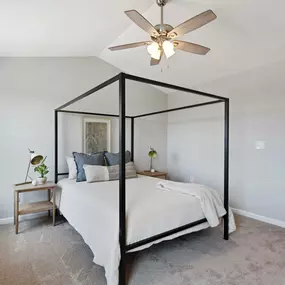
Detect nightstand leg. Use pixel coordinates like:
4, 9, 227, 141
53, 189, 56, 226
14, 191, 16, 225
15, 192, 19, 234
48, 189, 51, 217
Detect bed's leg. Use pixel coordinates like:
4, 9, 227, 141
119, 248, 126, 285
224, 212, 229, 240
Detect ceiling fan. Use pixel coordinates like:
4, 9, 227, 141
108, 0, 217, 66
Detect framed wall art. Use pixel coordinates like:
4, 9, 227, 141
83, 117, 111, 153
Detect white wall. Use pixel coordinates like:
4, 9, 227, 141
58, 113, 168, 174
167, 60, 285, 222
3, 56, 283, 224
0, 57, 168, 220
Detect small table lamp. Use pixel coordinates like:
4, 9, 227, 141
24, 149, 43, 183
148, 147, 157, 172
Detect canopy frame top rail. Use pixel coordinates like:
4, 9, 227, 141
55, 72, 228, 115
54, 72, 230, 285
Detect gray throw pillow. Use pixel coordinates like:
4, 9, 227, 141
73, 152, 105, 182
108, 161, 137, 181
104, 151, 131, 166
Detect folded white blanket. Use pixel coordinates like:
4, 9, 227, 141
157, 181, 236, 233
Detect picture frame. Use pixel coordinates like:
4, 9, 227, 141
83, 117, 111, 153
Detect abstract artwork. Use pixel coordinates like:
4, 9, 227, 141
83, 117, 111, 153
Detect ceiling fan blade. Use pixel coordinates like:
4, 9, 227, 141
168, 10, 217, 39
109, 41, 151, 51
125, 10, 159, 37
150, 50, 162, 66
174, 40, 210, 55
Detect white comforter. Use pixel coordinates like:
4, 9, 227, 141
56, 176, 235, 285
157, 180, 236, 233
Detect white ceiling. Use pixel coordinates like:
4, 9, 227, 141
0, 0, 154, 56
1, 0, 285, 87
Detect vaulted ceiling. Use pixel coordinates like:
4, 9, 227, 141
1, 0, 285, 87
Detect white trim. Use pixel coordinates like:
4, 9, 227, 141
232, 208, 285, 228
0, 212, 47, 225
0, 217, 13, 225
1, 207, 284, 229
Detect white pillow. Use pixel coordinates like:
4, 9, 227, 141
83, 165, 109, 183
66, 156, 77, 180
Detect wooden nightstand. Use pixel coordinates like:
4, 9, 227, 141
13, 182, 57, 234
137, 171, 168, 180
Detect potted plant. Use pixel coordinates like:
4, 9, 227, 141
148, 147, 157, 172
34, 157, 49, 184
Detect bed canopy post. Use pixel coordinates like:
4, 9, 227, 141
53, 72, 230, 285
119, 73, 126, 285
224, 99, 229, 240
54, 110, 58, 184
131, 117, 134, 162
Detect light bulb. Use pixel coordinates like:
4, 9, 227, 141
147, 42, 159, 55
162, 40, 175, 58
151, 49, 161, 60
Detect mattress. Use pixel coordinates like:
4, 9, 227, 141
56, 175, 212, 285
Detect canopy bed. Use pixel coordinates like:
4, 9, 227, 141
54, 72, 231, 285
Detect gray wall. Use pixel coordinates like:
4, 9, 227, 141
1, 56, 284, 224
0, 57, 168, 220
167, 60, 285, 222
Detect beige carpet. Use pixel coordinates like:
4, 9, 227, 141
0, 215, 284, 285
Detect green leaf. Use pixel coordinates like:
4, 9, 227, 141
34, 158, 49, 178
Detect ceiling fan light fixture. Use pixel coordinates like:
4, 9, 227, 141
109, 3, 217, 66
147, 42, 159, 55
151, 48, 161, 60
162, 40, 175, 58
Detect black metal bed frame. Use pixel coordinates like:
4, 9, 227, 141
54, 72, 229, 285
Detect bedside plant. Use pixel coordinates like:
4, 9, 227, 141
148, 147, 157, 172
34, 156, 49, 184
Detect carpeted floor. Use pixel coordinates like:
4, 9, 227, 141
0, 215, 284, 285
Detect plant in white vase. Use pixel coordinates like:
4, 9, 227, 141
34, 157, 49, 184
148, 147, 157, 172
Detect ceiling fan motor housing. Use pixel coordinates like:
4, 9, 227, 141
154, 24, 173, 34
151, 24, 173, 42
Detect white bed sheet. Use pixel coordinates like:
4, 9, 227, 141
56, 176, 218, 285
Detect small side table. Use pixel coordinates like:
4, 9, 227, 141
13, 182, 57, 234
137, 171, 168, 180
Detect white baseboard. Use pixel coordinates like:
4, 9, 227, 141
232, 208, 285, 228
1, 208, 284, 229
0, 212, 48, 225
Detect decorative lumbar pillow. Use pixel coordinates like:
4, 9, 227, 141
108, 161, 137, 181
73, 152, 105, 182
66, 156, 77, 180
104, 151, 131, 166
83, 165, 109, 183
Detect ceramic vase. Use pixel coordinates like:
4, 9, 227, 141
37, 177, 47, 185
